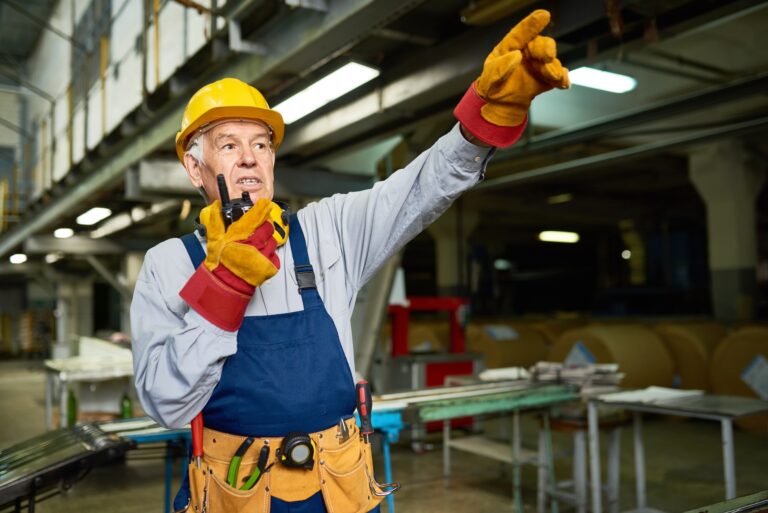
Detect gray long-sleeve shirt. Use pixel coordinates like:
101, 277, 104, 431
130, 123, 494, 428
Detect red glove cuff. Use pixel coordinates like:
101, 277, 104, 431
180, 265, 253, 331
453, 83, 527, 148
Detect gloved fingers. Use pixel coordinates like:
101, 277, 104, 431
241, 221, 276, 249
200, 201, 225, 239
535, 59, 570, 88
226, 197, 274, 241
525, 36, 556, 63
494, 9, 550, 55
477, 51, 522, 97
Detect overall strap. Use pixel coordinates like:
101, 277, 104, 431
180, 232, 206, 269
288, 213, 322, 308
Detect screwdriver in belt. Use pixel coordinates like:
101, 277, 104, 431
355, 380, 373, 444
191, 413, 204, 468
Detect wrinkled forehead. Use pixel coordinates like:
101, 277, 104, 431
189, 119, 272, 149
206, 119, 271, 141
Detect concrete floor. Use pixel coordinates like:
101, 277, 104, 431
1, 359, 766, 513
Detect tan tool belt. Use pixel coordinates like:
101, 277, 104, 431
182, 418, 384, 513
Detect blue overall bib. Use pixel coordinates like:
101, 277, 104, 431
174, 214, 379, 513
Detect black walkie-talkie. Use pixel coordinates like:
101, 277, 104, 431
217, 174, 253, 229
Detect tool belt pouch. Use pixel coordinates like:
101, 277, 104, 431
184, 421, 382, 513
186, 452, 271, 513
318, 434, 384, 513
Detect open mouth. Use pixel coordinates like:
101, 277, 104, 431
237, 177, 262, 186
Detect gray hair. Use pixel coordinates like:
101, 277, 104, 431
184, 135, 210, 202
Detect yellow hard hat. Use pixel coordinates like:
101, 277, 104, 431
175, 78, 285, 162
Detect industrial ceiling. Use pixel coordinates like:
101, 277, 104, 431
0, 0, 766, 284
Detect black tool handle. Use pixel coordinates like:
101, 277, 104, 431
356, 380, 373, 440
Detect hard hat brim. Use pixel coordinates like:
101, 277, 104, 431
175, 106, 285, 162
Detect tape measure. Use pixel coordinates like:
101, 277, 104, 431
278, 432, 315, 470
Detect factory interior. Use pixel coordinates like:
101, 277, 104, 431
1, 0, 768, 512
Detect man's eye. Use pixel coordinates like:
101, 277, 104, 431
222, 143, 235, 150
253, 143, 266, 151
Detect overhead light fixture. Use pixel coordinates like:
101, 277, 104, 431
539, 231, 580, 243
547, 193, 573, 205
45, 252, 64, 264
569, 67, 637, 94
273, 62, 380, 124
622, 250, 632, 260
54, 227, 74, 239
494, 258, 513, 271
77, 207, 112, 226
9, 253, 27, 264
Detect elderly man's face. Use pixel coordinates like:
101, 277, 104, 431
184, 120, 275, 203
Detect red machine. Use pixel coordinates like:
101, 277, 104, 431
386, 296, 480, 431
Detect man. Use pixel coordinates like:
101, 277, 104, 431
131, 10, 569, 513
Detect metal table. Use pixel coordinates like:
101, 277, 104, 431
588, 391, 768, 513
44, 358, 134, 429
378, 380, 579, 513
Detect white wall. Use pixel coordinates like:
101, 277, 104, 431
23, 0, 218, 200
0, 93, 20, 150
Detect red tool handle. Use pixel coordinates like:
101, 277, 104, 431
191, 412, 204, 464
356, 380, 373, 440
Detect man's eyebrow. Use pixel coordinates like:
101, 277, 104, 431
213, 132, 236, 143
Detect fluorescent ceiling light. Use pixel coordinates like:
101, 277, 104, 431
77, 207, 112, 226
539, 231, 580, 243
9, 253, 27, 264
570, 67, 637, 94
45, 252, 63, 264
494, 258, 513, 271
547, 193, 573, 205
54, 227, 74, 239
622, 250, 632, 260
274, 62, 380, 124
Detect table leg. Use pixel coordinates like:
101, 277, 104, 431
542, 413, 559, 513
443, 418, 450, 478
573, 430, 587, 513
59, 380, 68, 428
633, 412, 646, 510
721, 419, 736, 500
537, 428, 546, 513
165, 441, 172, 513
607, 427, 621, 513
45, 372, 54, 430
588, 401, 602, 513
382, 438, 396, 513
513, 410, 523, 513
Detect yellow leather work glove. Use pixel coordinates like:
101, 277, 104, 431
454, 9, 570, 147
201, 198, 280, 288
180, 198, 285, 331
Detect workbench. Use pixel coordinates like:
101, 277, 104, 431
375, 380, 579, 513
587, 390, 768, 513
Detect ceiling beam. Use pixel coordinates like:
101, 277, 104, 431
0, 0, 426, 258
496, 72, 768, 161
474, 114, 768, 192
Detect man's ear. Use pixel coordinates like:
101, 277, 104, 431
184, 153, 203, 188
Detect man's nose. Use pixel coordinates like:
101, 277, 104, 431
239, 146, 257, 167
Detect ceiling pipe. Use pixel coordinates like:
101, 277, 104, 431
474, 114, 768, 192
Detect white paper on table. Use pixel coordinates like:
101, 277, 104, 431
599, 386, 704, 404
479, 367, 530, 381
741, 354, 768, 401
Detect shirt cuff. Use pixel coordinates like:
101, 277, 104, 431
184, 308, 238, 351
441, 123, 497, 180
